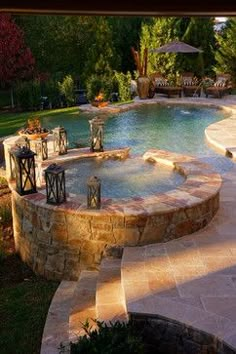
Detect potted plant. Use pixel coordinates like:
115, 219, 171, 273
18, 117, 49, 140
131, 47, 150, 99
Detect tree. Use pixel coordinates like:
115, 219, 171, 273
181, 17, 215, 76
214, 18, 236, 81
108, 17, 149, 73
139, 17, 215, 78
84, 17, 117, 100
0, 14, 35, 107
139, 17, 179, 76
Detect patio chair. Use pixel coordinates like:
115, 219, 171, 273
151, 73, 182, 98
205, 74, 231, 98
181, 72, 201, 97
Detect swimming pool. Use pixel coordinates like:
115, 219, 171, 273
42, 103, 234, 173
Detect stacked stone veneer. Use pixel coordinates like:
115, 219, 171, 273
11, 148, 221, 280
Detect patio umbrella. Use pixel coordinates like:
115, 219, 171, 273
149, 40, 203, 53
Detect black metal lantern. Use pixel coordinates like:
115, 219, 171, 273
89, 118, 104, 152
34, 138, 48, 161
52, 126, 68, 155
87, 176, 101, 209
45, 163, 66, 205
12, 146, 37, 195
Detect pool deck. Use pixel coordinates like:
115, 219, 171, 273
121, 95, 236, 351
40, 94, 236, 352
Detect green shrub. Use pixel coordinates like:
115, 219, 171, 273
70, 320, 144, 354
86, 74, 113, 101
114, 71, 132, 102
58, 75, 75, 106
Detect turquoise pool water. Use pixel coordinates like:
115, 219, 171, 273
65, 157, 185, 198
42, 104, 234, 173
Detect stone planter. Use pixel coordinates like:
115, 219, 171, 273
137, 76, 150, 99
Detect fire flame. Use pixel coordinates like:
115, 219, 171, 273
95, 92, 104, 102
93, 92, 108, 108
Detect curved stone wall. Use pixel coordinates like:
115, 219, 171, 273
10, 148, 221, 280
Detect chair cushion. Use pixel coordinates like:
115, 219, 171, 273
182, 77, 198, 86
155, 78, 169, 87
214, 78, 227, 87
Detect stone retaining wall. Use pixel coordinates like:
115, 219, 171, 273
131, 313, 236, 354
11, 149, 221, 280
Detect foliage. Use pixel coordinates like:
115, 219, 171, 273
0, 14, 35, 88
114, 71, 132, 102
140, 17, 179, 76
181, 17, 216, 76
70, 320, 145, 354
139, 17, 215, 78
14, 15, 151, 87
108, 17, 150, 73
86, 74, 113, 101
214, 18, 236, 82
85, 18, 116, 100
15, 79, 41, 111
58, 75, 75, 106
15, 15, 65, 77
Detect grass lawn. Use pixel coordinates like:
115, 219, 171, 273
0, 107, 80, 138
0, 177, 59, 354
0, 274, 59, 354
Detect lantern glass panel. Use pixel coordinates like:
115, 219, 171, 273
45, 164, 66, 204
52, 126, 67, 155
34, 138, 48, 161
87, 176, 101, 209
12, 147, 37, 195
89, 118, 104, 152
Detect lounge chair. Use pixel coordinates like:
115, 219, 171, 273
151, 73, 182, 98
205, 74, 231, 98
181, 72, 201, 97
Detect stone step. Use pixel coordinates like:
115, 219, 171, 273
69, 270, 99, 343
96, 258, 128, 324
41, 280, 77, 354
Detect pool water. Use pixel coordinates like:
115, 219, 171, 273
65, 157, 185, 198
42, 104, 234, 174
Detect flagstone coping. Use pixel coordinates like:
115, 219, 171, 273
12, 148, 221, 217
